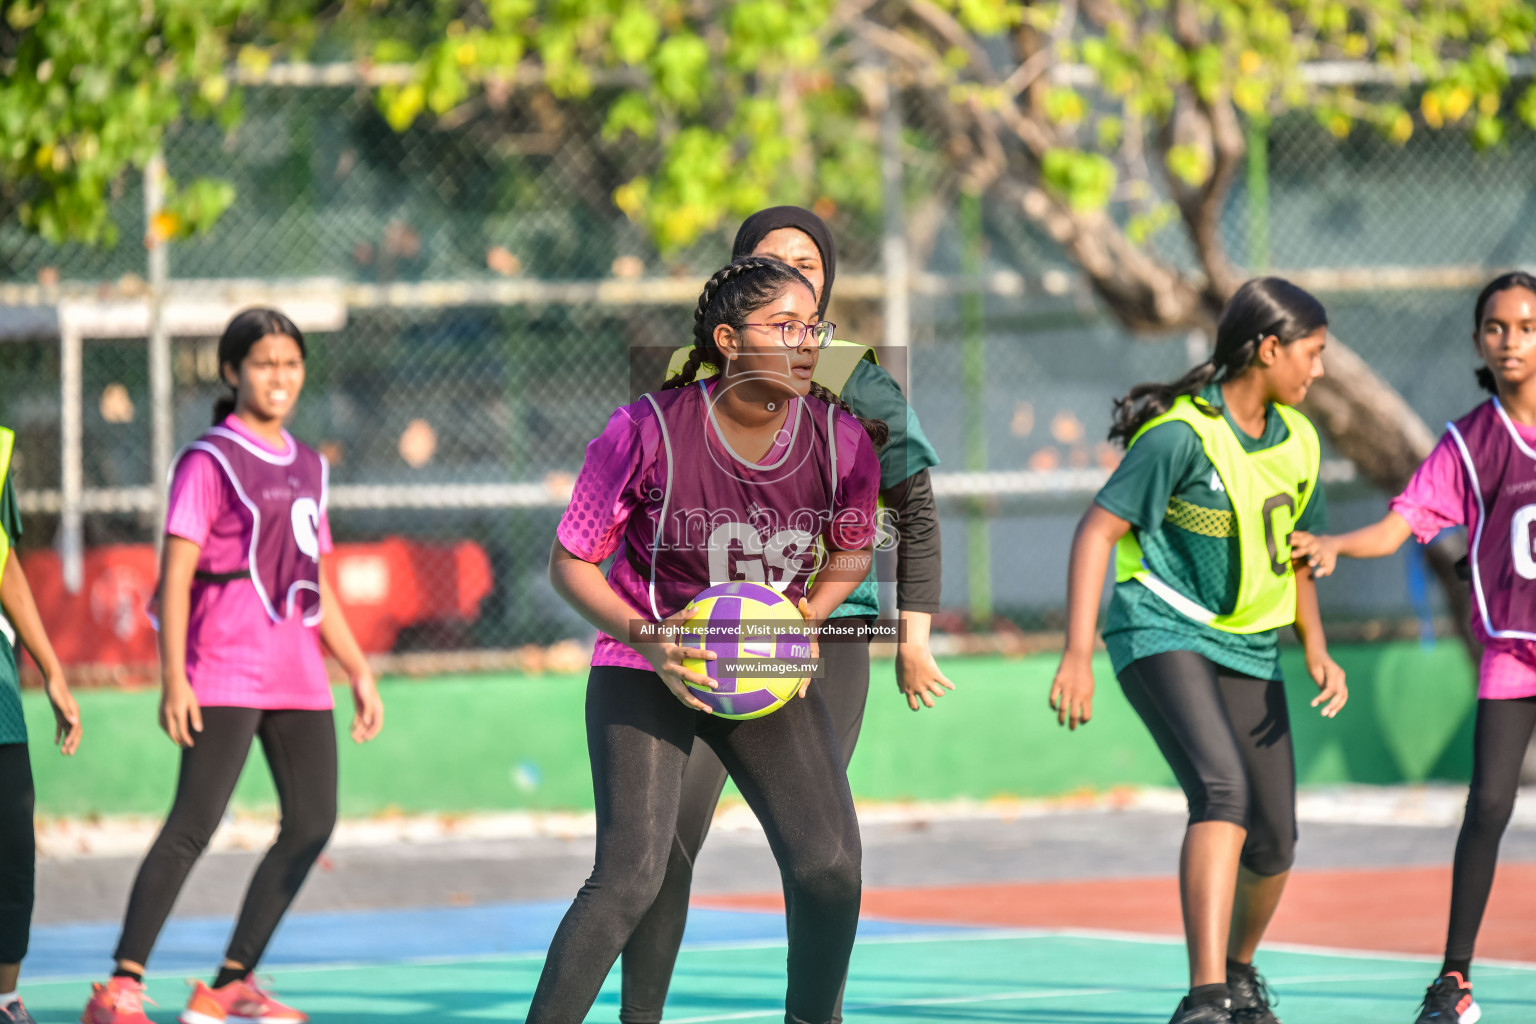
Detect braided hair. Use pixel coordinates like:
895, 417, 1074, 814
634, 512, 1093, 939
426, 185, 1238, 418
1108, 277, 1327, 446
666, 255, 888, 448
1472, 271, 1536, 395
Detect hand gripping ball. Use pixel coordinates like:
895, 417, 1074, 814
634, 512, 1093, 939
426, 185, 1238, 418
677, 581, 813, 719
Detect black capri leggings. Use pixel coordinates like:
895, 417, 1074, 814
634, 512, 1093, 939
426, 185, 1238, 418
617, 629, 872, 1024
1118, 650, 1297, 876
0, 743, 36, 965
1446, 695, 1536, 965
114, 706, 337, 970
524, 664, 863, 1024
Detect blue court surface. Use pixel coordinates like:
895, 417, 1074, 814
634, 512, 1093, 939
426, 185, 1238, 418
19, 902, 1536, 1022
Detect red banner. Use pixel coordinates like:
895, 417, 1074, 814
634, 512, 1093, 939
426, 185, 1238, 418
18, 539, 493, 670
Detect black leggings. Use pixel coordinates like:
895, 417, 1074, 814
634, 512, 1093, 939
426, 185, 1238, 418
1446, 695, 1536, 965
114, 707, 337, 970
0, 743, 35, 965
525, 665, 862, 1024
1118, 651, 1297, 876
619, 632, 872, 1024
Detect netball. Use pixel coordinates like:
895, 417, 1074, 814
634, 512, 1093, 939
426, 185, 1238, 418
7, 4, 1536, 1024
677, 581, 813, 720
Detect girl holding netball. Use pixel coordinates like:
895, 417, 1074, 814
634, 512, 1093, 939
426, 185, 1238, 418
1293, 270, 1536, 1024
1, 430, 82, 1024
82, 308, 382, 1024
1051, 278, 1348, 1024
534, 255, 882, 1024
623, 206, 947, 1024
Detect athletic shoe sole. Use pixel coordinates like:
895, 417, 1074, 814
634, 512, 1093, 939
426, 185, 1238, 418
1418, 999, 1482, 1024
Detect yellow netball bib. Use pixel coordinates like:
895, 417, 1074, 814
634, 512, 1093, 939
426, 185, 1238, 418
0, 427, 15, 586
1115, 395, 1320, 634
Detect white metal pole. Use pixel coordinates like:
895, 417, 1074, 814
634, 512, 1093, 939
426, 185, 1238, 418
145, 150, 172, 543
878, 66, 910, 620
879, 67, 910, 360
59, 309, 83, 593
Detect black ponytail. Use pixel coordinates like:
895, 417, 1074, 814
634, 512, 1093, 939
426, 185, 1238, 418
212, 307, 306, 423
1108, 277, 1328, 446
810, 381, 889, 449
1472, 271, 1536, 395
666, 256, 888, 448
1106, 361, 1221, 449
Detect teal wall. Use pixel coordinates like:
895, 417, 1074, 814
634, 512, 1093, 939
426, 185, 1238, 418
21, 642, 1479, 818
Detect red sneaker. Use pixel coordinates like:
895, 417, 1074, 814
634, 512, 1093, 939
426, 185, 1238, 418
180, 977, 307, 1024
81, 978, 157, 1024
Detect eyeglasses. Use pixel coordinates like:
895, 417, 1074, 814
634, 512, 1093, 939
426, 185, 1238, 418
742, 320, 836, 349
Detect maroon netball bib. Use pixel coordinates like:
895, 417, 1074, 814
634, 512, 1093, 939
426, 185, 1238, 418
1447, 398, 1536, 640
621, 379, 841, 621
177, 425, 328, 624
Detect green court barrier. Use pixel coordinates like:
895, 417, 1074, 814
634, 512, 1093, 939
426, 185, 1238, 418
21, 641, 1478, 818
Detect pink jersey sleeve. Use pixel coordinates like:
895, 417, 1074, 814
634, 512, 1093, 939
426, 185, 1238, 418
557, 405, 654, 563
828, 413, 881, 550
1389, 433, 1469, 543
318, 510, 333, 555
165, 450, 227, 547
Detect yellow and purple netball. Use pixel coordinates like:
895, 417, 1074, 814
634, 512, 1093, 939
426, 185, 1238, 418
677, 581, 812, 719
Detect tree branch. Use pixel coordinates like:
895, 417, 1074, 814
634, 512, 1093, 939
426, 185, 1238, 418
901, 0, 1001, 83
1162, 0, 1246, 299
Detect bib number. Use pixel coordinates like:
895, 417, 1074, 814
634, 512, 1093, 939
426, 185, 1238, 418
1513, 504, 1536, 581
291, 497, 321, 562
1262, 492, 1296, 577
707, 522, 814, 591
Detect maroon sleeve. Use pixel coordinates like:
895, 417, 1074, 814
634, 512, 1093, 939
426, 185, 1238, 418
827, 412, 881, 551
557, 405, 654, 562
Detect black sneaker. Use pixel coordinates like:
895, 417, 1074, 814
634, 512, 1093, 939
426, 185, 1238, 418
1170, 996, 1234, 1024
1415, 973, 1481, 1024
1228, 961, 1282, 1023
0, 999, 38, 1024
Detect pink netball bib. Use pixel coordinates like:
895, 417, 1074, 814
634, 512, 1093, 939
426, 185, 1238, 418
1447, 398, 1536, 640
620, 380, 842, 621
172, 426, 328, 625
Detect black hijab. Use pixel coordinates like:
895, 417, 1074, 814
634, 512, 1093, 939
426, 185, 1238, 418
731, 206, 836, 318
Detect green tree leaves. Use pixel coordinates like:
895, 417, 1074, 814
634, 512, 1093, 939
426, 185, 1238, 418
1042, 149, 1117, 211
1, 0, 261, 244
6, 0, 1536, 257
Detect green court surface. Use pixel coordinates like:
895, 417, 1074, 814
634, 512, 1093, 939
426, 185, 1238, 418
21, 930, 1536, 1023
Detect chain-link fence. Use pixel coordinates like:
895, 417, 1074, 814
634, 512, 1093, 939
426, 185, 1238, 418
2, 73, 1533, 672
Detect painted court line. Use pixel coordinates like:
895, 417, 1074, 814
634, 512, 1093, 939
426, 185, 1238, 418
666, 986, 1133, 1023
998, 925, 1536, 971
19, 924, 1032, 984
30, 922, 1535, 985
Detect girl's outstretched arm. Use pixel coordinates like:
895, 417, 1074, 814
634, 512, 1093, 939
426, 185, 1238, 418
0, 550, 80, 754
1292, 511, 1415, 577
1293, 566, 1347, 717
882, 470, 954, 711
1049, 503, 1131, 730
